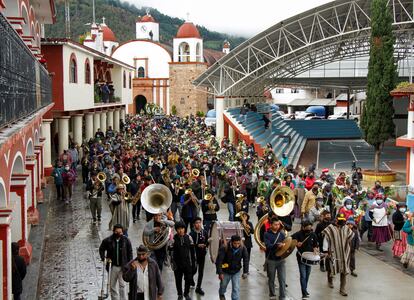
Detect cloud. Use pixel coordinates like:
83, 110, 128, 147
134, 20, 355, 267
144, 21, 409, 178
124, 0, 331, 37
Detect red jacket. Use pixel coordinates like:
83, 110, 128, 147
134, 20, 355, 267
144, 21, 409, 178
305, 177, 315, 190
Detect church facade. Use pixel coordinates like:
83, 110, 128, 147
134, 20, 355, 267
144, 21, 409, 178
84, 13, 227, 117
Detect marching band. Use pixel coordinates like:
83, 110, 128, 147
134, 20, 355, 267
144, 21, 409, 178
66, 113, 410, 300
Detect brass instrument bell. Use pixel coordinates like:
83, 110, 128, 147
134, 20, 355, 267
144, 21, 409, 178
122, 174, 131, 185
192, 168, 200, 177
97, 172, 107, 183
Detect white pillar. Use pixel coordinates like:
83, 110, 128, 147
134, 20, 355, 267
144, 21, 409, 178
107, 110, 114, 130
58, 116, 70, 154
41, 119, 53, 169
114, 109, 120, 132
215, 97, 224, 140
72, 114, 83, 146
229, 126, 235, 144
93, 112, 101, 134
85, 113, 94, 140
100, 111, 107, 132
120, 107, 126, 122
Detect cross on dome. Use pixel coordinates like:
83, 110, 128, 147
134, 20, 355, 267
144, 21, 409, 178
102, 16, 106, 25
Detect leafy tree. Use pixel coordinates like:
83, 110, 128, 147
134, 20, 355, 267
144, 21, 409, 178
360, 0, 397, 172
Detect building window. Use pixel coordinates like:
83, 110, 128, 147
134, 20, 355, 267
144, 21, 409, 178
129, 73, 132, 89
69, 53, 77, 83
123, 71, 126, 88
180, 97, 185, 104
138, 67, 145, 78
275, 89, 284, 94
85, 59, 91, 84
291, 88, 299, 93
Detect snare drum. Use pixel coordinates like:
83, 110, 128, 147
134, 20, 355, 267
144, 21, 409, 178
300, 252, 320, 266
209, 221, 244, 263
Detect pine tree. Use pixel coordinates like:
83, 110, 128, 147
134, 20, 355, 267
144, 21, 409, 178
360, 0, 397, 172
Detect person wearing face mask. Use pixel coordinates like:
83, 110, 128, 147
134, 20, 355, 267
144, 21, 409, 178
346, 218, 360, 277
61, 163, 76, 204
370, 194, 391, 251
338, 198, 355, 221
308, 194, 325, 224
322, 213, 354, 297
304, 171, 316, 190
99, 224, 133, 300
359, 191, 375, 242
401, 213, 414, 268
123, 245, 164, 300
315, 210, 332, 272
391, 203, 408, 258
291, 220, 318, 299
301, 183, 319, 219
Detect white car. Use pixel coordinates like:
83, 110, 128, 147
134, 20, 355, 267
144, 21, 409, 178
295, 112, 315, 120
328, 112, 359, 121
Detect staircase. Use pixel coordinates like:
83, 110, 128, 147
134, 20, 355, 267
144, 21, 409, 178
224, 105, 362, 168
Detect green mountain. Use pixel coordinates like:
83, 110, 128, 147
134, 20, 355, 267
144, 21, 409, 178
45, 0, 246, 51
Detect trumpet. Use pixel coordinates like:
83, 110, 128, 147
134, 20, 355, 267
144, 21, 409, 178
192, 168, 200, 178
97, 172, 107, 183
122, 174, 130, 185
124, 192, 132, 201
235, 211, 251, 236
185, 188, 200, 209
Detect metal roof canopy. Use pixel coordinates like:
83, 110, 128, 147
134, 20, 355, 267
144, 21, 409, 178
194, 0, 414, 97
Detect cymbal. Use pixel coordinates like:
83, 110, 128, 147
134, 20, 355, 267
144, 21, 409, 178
275, 237, 297, 259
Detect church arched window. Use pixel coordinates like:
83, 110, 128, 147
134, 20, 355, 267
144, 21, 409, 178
69, 53, 77, 83
138, 67, 145, 78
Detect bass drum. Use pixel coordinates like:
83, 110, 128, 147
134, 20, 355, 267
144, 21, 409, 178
209, 221, 244, 263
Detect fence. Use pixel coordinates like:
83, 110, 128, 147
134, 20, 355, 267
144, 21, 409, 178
0, 12, 52, 129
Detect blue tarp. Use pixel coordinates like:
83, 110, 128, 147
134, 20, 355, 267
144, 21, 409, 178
305, 106, 325, 116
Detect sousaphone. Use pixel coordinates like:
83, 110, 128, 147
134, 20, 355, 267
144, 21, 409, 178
254, 186, 295, 250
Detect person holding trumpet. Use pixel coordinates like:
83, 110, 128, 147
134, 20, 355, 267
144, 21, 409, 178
201, 192, 220, 234
86, 172, 104, 223
181, 188, 201, 232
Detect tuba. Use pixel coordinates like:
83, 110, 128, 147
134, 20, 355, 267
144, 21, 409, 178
254, 186, 295, 250
141, 184, 173, 250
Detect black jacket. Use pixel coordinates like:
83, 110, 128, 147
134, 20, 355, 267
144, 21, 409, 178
216, 244, 249, 275
201, 199, 220, 221
122, 257, 164, 300
392, 211, 405, 231
315, 220, 332, 252
99, 235, 133, 267
12, 255, 26, 295
171, 234, 196, 272
189, 229, 209, 258
86, 179, 103, 198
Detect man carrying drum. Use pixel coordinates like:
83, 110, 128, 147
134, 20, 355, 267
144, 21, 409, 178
291, 220, 319, 300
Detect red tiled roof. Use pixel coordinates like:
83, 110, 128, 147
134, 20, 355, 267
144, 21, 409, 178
176, 22, 201, 39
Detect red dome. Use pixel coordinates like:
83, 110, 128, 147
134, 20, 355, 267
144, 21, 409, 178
139, 14, 156, 22
176, 22, 201, 39
101, 24, 116, 42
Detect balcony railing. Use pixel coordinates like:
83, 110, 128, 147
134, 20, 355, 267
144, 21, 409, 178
0, 12, 52, 129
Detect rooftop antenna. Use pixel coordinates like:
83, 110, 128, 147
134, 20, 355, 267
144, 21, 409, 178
146, 8, 151, 15
186, 12, 190, 22
102, 16, 106, 25
92, 0, 96, 24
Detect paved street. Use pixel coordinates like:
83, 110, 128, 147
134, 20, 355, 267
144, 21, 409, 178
28, 177, 414, 300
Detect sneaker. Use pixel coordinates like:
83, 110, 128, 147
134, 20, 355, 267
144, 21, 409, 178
219, 295, 226, 300
403, 262, 409, 268
328, 281, 334, 288
177, 296, 183, 300
97, 217, 101, 222
320, 265, 326, 272
302, 295, 310, 299
93, 218, 97, 224
305, 291, 310, 296
133, 219, 136, 223
65, 200, 69, 204
340, 290, 348, 297
195, 287, 205, 295
184, 295, 192, 300
351, 271, 358, 277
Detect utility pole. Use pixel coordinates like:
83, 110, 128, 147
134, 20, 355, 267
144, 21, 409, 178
65, 0, 71, 38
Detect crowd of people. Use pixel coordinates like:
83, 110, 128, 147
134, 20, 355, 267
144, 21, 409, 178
49, 113, 414, 300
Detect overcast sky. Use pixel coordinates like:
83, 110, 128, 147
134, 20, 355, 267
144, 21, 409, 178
125, 0, 332, 37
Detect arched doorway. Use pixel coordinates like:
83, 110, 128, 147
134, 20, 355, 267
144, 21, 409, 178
135, 95, 147, 114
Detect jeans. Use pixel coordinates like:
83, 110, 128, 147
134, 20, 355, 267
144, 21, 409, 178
55, 184, 64, 200
132, 203, 141, 220
267, 259, 286, 298
227, 202, 235, 221
298, 260, 311, 295
63, 183, 73, 200
174, 268, 193, 296
360, 219, 373, 241
219, 271, 240, 300
110, 265, 126, 300
89, 197, 102, 219
171, 202, 182, 221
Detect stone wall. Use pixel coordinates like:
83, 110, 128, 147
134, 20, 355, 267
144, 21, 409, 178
169, 62, 208, 117
131, 78, 154, 114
